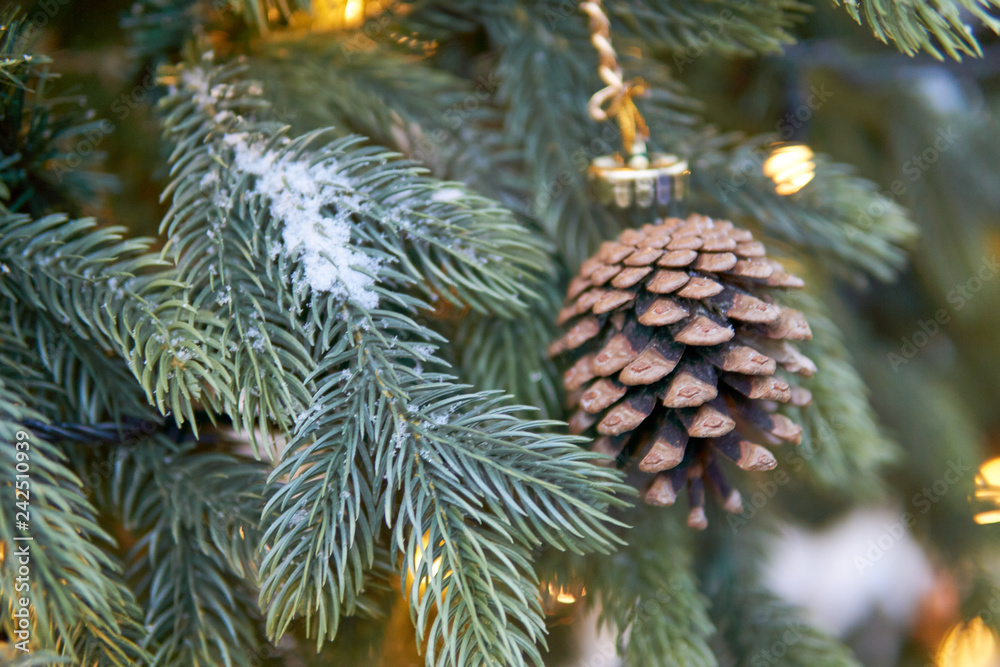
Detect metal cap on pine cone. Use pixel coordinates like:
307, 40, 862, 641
549, 214, 816, 530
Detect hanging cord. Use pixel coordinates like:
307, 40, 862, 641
581, 0, 649, 158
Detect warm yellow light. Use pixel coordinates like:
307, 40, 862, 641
407, 531, 446, 600
979, 458, 1000, 486
936, 618, 1000, 667
545, 583, 579, 604
308, 0, 369, 30
344, 0, 365, 25
974, 458, 1000, 524
544, 582, 586, 609
974, 510, 1000, 525
763, 144, 815, 196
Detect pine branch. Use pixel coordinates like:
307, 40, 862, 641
66, 566, 149, 667
110, 433, 268, 665
609, 0, 805, 57
0, 205, 234, 430
161, 59, 554, 320
0, 200, 224, 429
150, 62, 630, 664
261, 292, 629, 661
486, 3, 621, 267
688, 136, 917, 281
0, 14, 115, 214
153, 60, 556, 445
0, 377, 147, 664
2, 303, 155, 422
257, 305, 388, 645
831, 0, 1000, 60
0, 209, 155, 349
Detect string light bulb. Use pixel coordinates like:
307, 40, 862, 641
936, 618, 1000, 667
405, 530, 445, 599
541, 580, 587, 619
763, 143, 815, 195
973, 457, 1000, 524
305, 0, 373, 30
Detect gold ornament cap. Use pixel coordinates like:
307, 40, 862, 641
590, 148, 689, 211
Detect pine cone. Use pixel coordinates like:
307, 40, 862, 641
549, 214, 815, 529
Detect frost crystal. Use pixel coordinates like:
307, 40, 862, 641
245, 326, 266, 352
412, 344, 436, 358
289, 508, 308, 527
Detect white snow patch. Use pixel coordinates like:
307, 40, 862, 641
181, 67, 214, 109
430, 187, 465, 203
224, 133, 381, 309
200, 169, 219, 188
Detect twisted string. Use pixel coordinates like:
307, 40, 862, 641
580, 0, 649, 155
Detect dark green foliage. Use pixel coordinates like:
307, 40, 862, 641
0, 15, 116, 214
610, 0, 807, 56
3, 0, 1000, 665
689, 137, 916, 282
0, 375, 148, 666
778, 290, 897, 495
588, 510, 716, 667
109, 434, 268, 665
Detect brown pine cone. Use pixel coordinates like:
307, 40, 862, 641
549, 214, 815, 529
